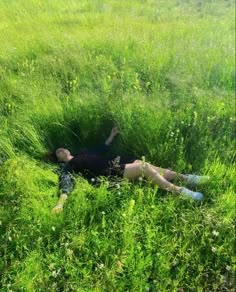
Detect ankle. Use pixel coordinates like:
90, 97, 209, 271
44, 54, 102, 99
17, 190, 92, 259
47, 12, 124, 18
178, 174, 188, 182
169, 185, 182, 194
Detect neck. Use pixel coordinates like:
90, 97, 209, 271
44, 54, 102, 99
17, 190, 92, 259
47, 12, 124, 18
67, 155, 74, 162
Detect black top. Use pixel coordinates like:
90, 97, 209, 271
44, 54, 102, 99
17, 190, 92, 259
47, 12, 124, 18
66, 153, 116, 176
58, 144, 136, 195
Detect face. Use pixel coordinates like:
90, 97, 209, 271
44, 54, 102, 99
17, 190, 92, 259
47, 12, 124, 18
56, 148, 71, 162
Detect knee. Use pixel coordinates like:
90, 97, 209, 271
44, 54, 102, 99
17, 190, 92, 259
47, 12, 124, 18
164, 169, 174, 176
133, 160, 152, 170
142, 163, 160, 181
142, 162, 154, 174
163, 169, 175, 180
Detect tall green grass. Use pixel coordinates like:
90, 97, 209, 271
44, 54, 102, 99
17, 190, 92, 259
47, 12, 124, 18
0, 0, 235, 290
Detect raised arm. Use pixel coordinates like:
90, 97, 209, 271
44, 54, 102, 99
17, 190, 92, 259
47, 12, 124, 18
87, 126, 119, 155
105, 126, 119, 146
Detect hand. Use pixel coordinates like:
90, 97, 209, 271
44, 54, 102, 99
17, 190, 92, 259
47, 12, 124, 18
52, 204, 63, 214
105, 126, 119, 146
111, 126, 119, 137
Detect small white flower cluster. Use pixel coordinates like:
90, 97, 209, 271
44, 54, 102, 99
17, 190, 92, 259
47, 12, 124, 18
67, 249, 73, 257
212, 230, 219, 236
211, 247, 217, 253
52, 268, 61, 278
98, 263, 105, 269
226, 265, 231, 271
95, 263, 105, 271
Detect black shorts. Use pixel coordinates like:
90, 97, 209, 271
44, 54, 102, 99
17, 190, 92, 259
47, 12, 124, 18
106, 156, 137, 177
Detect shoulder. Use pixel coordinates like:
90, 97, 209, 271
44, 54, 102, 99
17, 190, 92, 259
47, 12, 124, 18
59, 161, 73, 173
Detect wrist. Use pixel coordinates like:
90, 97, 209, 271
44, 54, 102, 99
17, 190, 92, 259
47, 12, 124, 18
105, 137, 113, 145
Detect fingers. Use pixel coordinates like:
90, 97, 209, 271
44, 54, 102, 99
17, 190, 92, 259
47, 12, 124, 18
112, 126, 119, 135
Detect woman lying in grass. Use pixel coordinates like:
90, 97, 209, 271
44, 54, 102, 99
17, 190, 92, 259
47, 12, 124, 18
48, 127, 209, 214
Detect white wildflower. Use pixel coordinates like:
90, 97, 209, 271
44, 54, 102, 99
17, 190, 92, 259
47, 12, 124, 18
67, 249, 73, 257
226, 265, 231, 271
52, 268, 61, 278
211, 247, 217, 253
97, 263, 105, 269
212, 230, 219, 236
52, 271, 57, 278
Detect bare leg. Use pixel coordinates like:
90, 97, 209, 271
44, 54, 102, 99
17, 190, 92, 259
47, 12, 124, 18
123, 161, 182, 194
148, 164, 209, 187
152, 166, 188, 182
133, 160, 187, 182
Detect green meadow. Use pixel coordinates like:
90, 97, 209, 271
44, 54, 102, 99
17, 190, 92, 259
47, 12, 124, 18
0, 0, 235, 290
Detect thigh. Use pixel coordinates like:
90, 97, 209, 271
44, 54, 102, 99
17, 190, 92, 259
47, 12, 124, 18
151, 165, 170, 176
123, 161, 144, 179
130, 160, 167, 175
123, 160, 171, 180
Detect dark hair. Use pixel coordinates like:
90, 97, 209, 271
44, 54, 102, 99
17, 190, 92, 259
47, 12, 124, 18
43, 150, 58, 163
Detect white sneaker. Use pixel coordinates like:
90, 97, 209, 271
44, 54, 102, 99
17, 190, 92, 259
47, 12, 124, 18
186, 175, 210, 186
180, 187, 204, 201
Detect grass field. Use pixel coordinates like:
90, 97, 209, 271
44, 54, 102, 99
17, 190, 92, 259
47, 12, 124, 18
0, 0, 235, 291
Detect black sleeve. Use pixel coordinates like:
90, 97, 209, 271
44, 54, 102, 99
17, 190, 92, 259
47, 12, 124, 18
58, 164, 74, 196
